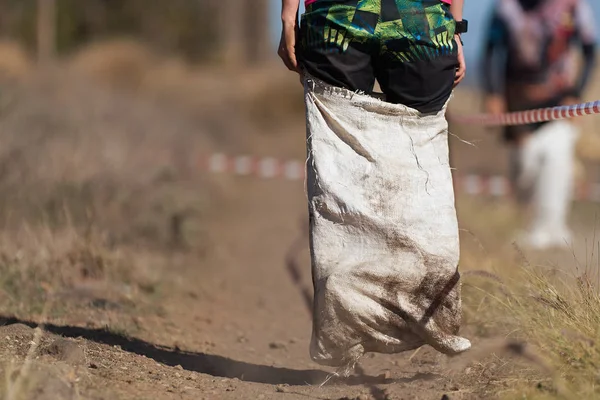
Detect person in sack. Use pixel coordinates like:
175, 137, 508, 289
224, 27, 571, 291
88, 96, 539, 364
482, 0, 597, 250
278, 0, 471, 373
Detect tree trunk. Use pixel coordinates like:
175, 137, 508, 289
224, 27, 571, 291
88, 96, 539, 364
244, 0, 271, 65
37, 0, 56, 66
220, 0, 244, 66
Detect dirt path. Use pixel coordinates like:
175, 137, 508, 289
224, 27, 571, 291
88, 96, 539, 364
0, 177, 492, 400
122, 180, 465, 400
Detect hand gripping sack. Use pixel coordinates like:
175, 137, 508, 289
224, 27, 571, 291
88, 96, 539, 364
304, 77, 471, 372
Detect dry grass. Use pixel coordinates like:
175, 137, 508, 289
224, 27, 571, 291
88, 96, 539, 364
505, 269, 600, 398
454, 198, 600, 399
67, 39, 157, 89
0, 62, 222, 336
66, 39, 307, 146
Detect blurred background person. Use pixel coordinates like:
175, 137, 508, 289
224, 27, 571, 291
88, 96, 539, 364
482, 0, 597, 250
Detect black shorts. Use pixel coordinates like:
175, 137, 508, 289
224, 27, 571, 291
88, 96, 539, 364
299, 0, 459, 114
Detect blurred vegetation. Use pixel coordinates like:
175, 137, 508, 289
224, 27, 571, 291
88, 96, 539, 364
0, 0, 269, 63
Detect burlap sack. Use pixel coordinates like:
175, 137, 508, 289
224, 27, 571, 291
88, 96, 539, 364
305, 77, 471, 373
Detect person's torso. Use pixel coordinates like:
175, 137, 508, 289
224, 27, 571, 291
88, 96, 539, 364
494, 0, 586, 109
499, 0, 580, 84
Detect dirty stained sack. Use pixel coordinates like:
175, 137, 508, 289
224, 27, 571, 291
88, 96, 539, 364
305, 78, 471, 371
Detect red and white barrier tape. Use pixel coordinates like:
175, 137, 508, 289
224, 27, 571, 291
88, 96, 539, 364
205, 153, 305, 181
455, 174, 600, 202
202, 153, 600, 202
451, 100, 600, 126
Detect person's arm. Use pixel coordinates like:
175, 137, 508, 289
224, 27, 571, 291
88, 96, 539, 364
450, 0, 463, 22
278, 0, 302, 73
450, 0, 465, 86
482, 9, 509, 114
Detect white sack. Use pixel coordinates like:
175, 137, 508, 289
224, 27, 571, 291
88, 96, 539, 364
509, 120, 579, 249
304, 77, 471, 372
